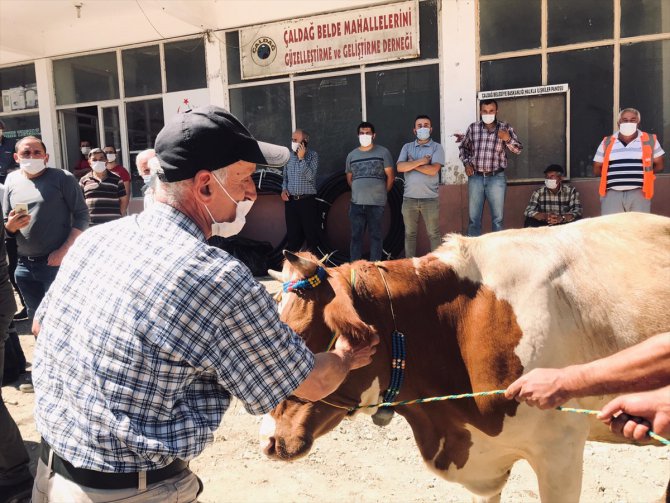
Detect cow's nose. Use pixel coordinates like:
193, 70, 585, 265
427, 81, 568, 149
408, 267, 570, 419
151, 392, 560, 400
262, 436, 276, 457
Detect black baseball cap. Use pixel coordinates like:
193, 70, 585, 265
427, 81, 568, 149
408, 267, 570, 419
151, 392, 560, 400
154, 106, 290, 182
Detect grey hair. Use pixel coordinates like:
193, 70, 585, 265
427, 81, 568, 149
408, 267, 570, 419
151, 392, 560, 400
153, 165, 227, 205
88, 148, 105, 159
136, 149, 155, 168
618, 108, 641, 122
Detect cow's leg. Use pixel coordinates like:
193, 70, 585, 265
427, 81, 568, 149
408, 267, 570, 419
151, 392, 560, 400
472, 493, 501, 503
528, 431, 587, 503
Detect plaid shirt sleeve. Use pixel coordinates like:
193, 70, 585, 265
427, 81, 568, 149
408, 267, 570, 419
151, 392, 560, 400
524, 188, 543, 218
459, 124, 474, 166
504, 124, 523, 154
568, 186, 582, 218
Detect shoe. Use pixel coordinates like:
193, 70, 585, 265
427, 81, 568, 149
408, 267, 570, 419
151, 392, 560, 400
0, 477, 33, 503
18, 383, 33, 393
13, 308, 28, 321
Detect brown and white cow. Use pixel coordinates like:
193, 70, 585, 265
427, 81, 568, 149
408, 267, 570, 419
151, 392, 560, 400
262, 212, 670, 502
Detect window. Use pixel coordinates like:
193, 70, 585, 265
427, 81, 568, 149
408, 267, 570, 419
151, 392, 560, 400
126, 99, 164, 151
621, 0, 670, 37
0, 64, 38, 112
365, 65, 440, 162
165, 38, 207, 92
229, 83, 291, 147
0, 112, 41, 140
549, 46, 613, 177
620, 39, 670, 144
479, 0, 541, 55
122, 45, 161, 97
54, 52, 119, 105
295, 75, 362, 186
547, 0, 612, 46
480, 56, 541, 91
478, 0, 670, 180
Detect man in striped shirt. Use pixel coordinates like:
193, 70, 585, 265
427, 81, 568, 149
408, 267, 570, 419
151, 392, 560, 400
593, 108, 665, 215
79, 148, 127, 225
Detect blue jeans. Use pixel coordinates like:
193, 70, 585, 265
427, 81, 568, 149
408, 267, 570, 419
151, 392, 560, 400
15, 258, 59, 318
349, 203, 385, 261
467, 172, 507, 236
401, 197, 441, 257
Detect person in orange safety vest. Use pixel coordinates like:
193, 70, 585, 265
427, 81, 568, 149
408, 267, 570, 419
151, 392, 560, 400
592, 108, 664, 215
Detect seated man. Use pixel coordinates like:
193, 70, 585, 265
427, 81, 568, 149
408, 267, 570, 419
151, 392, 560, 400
524, 164, 581, 227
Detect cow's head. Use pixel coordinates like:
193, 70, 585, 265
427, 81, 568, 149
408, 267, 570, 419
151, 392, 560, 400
263, 252, 386, 460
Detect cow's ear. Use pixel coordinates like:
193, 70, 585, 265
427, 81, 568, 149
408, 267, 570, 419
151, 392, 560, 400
283, 250, 319, 277
322, 273, 373, 345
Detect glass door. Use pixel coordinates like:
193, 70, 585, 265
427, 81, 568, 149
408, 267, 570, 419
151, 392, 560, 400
58, 106, 98, 176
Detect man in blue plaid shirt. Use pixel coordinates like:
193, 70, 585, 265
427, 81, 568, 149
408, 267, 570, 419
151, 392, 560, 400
523, 164, 582, 227
31, 107, 378, 502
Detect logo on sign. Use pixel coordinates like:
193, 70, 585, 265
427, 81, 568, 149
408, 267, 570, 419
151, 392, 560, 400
251, 37, 277, 66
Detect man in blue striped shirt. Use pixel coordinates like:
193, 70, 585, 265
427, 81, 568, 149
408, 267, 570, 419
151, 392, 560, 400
281, 129, 319, 253
31, 107, 377, 502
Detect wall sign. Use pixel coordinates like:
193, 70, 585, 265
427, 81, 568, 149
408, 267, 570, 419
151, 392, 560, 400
478, 84, 569, 100
240, 1, 419, 79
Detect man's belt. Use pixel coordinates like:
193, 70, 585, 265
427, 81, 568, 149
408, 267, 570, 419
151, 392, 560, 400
19, 255, 49, 262
40, 438, 188, 490
474, 168, 505, 177
288, 194, 315, 200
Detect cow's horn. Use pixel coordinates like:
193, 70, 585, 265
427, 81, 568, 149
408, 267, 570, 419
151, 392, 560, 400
267, 269, 283, 282
283, 250, 319, 276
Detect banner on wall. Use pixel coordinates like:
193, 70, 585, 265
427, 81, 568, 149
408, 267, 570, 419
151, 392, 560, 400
162, 88, 210, 124
240, 0, 419, 79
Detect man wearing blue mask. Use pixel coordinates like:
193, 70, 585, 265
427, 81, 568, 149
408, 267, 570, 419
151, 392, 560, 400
30, 106, 379, 502
397, 115, 445, 257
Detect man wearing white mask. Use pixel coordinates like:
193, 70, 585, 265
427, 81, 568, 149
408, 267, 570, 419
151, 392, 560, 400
30, 106, 379, 502
459, 99, 522, 236
72, 139, 92, 179
523, 164, 581, 227
281, 129, 320, 253
593, 108, 665, 215
135, 148, 157, 210
79, 148, 127, 224
397, 115, 445, 257
345, 121, 394, 262
2, 136, 88, 319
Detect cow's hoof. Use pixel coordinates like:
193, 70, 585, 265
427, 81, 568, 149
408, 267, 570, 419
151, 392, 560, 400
372, 407, 394, 426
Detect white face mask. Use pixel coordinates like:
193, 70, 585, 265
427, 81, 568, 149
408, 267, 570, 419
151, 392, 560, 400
416, 127, 430, 141
619, 122, 637, 136
291, 142, 300, 152
358, 134, 373, 147
106, 153, 116, 162
81, 146, 91, 156
204, 173, 254, 238
20, 158, 45, 175
91, 160, 107, 173
481, 114, 496, 125
545, 179, 559, 190
142, 174, 154, 185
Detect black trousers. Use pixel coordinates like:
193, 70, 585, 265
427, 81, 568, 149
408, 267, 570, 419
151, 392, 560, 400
5, 238, 25, 309
284, 196, 320, 254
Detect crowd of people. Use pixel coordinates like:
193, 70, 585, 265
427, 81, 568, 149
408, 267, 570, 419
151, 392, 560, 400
281, 102, 664, 262
0, 105, 666, 502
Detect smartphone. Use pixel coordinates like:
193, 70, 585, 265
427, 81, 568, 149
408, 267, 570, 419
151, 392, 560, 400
14, 203, 28, 214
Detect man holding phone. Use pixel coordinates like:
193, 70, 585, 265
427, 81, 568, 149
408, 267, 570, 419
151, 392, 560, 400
281, 129, 320, 254
3, 136, 89, 320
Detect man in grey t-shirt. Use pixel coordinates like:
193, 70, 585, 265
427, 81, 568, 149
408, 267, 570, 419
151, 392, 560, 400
3, 136, 89, 318
345, 121, 394, 262
397, 115, 445, 257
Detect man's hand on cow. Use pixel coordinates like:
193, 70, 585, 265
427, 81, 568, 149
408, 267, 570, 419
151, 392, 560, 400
505, 368, 573, 409
597, 386, 670, 440
334, 332, 380, 371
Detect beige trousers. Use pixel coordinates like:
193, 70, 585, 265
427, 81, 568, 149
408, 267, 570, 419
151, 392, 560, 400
31, 458, 202, 503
